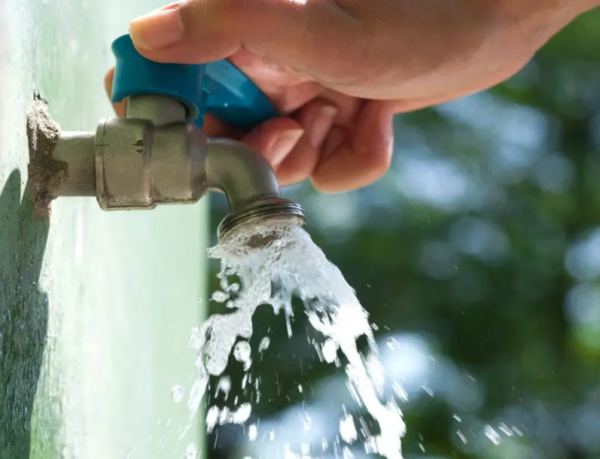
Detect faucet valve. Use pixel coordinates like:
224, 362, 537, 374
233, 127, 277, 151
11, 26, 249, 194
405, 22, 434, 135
36, 34, 305, 240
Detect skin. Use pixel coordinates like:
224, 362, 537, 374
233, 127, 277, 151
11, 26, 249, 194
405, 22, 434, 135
104, 0, 600, 193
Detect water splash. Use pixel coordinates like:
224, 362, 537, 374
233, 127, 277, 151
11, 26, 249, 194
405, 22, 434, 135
188, 221, 405, 458
206, 403, 252, 433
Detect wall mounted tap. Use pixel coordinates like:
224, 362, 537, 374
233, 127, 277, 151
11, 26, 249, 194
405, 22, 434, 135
39, 35, 304, 240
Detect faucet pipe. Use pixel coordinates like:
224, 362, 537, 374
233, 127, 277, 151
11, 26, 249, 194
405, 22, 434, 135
46, 95, 304, 239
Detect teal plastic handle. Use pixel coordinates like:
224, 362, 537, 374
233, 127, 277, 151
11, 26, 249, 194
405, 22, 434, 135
111, 34, 279, 130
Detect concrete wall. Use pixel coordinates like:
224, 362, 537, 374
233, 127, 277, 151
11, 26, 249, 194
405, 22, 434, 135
0, 1, 207, 458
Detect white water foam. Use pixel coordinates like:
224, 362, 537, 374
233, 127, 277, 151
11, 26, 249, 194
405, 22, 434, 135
188, 221, 406, 459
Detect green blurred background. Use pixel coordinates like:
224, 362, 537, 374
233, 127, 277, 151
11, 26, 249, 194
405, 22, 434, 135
206, 8, 600, 459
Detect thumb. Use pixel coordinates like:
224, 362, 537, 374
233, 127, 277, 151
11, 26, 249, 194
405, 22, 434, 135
129, 0, 353, 71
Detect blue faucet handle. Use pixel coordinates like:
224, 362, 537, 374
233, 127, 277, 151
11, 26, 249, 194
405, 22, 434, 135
111, 35, 204, 123
110, 34, 279, 131
203, 60, 279, 131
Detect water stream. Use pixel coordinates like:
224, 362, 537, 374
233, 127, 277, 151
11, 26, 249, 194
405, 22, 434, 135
187, 221, 406, 459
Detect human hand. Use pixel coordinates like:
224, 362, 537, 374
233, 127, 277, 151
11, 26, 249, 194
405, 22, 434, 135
105, 0, 595, 192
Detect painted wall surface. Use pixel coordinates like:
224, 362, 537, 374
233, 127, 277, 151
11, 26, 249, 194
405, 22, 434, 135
0, 1, 207, 458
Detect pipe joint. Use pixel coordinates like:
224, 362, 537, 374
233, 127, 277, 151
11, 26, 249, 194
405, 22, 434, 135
94, 117, 206, 210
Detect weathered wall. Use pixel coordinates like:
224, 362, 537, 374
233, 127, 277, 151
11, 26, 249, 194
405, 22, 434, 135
0, 1, 207, 458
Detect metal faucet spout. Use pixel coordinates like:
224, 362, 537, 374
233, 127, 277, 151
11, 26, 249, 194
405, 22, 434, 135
205, 137, 305, 240
205, 138, 281, 212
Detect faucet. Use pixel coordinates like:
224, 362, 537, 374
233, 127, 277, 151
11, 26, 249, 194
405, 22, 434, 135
41, 34, 304, 240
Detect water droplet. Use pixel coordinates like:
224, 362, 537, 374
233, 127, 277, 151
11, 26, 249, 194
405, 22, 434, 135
340, 413, 357, 443
171, 384, 184, 403
498, 422, 514, 436
206, 406, 220, 433
484, 425, 501, 445
234, 341, 251, 362
392, 381, 409, 402
386, 337, 400, 350
422, 384, 434, 396
258, 336, 271, 352
215, 376, 231, 399
211, 291, 229, 303
457, 430, 467, 443
248, 424, 257, 441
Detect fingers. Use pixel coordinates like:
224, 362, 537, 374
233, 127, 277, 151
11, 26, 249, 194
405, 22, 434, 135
252, 97, 394, 193
128, 0, 352, 73
240, 117, 304, 167
275, 99, 339, 187
311, 100, 394, 192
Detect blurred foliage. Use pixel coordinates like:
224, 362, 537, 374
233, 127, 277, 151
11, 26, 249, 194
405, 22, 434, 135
206, 8, 600, 459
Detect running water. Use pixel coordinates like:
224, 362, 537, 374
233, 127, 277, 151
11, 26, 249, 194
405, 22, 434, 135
188, 221, 406, 459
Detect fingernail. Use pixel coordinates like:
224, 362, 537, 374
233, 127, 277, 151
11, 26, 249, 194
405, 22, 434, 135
322, 127, 346, 160
269, 129, 304, 166
308, 105, 338, 148
129, 5, 184, 50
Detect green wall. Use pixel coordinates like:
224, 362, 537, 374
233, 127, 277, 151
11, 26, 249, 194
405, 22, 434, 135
0, 1, 207, 458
